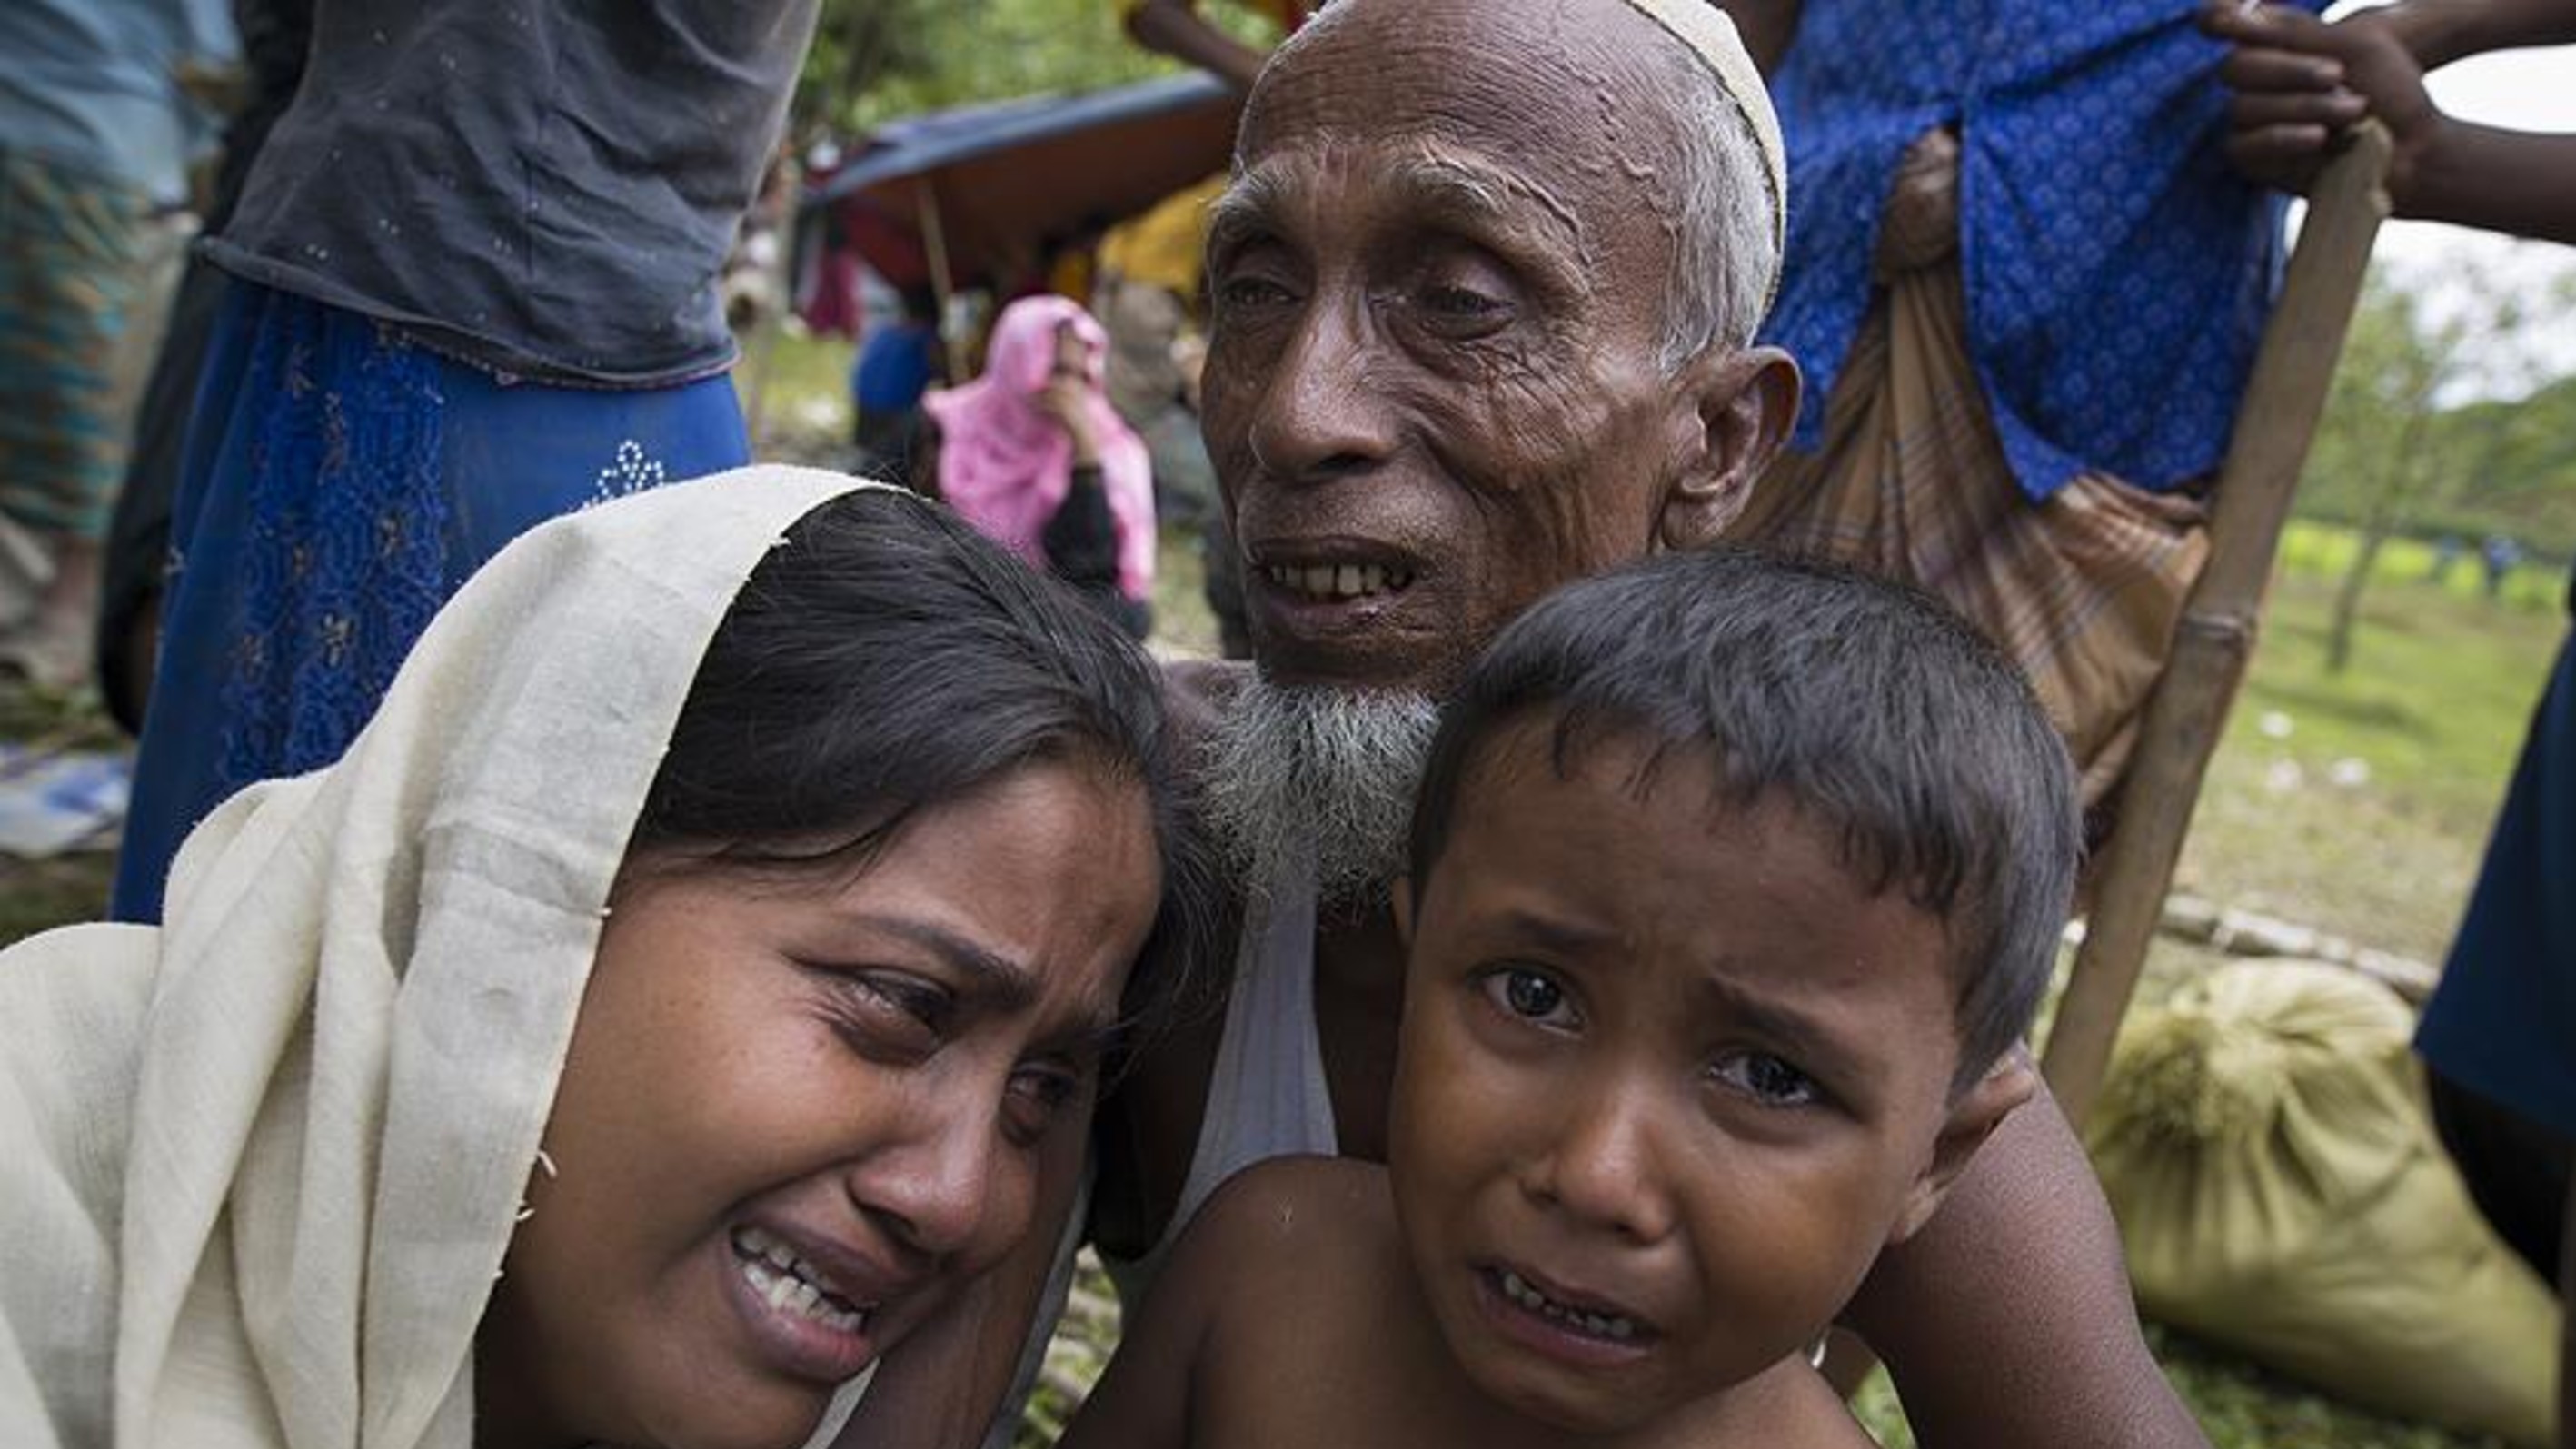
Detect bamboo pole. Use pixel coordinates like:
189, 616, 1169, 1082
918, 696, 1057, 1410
2041, 122, 2395, 1127
916, 179, 962, 385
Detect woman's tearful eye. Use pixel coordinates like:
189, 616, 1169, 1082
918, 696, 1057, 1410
1479, 966, 1579, 1030
1000, 1063, 1084, 1146
1713, 1051, 1821, 1108
817, 970, 950, 1058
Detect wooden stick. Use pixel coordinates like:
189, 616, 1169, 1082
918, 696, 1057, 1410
916, 179, 962, 385
2040, 122, 2395, 1126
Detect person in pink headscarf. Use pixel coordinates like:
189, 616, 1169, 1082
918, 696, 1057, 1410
920, 294, 1158, 639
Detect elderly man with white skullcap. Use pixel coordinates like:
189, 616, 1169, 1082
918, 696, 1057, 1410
845, 4, 2212, 1445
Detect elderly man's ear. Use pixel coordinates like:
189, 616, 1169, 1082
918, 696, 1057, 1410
1657, 344, 1800, 551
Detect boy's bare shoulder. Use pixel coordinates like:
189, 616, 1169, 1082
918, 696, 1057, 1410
1689, 1359, 1886, 1449
1157, 1156, 1397, 1322
1788, 1383, 1887, 1449
1188, 1154, 1393, 1261
1161, 1157, 1435, 1444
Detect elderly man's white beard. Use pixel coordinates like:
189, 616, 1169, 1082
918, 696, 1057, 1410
1202, 679, 1442, 918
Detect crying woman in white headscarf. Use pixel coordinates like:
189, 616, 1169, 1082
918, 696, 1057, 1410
0, 467, 1207, 1449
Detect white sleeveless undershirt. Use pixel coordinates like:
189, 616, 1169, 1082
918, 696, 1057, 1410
1103, 845, 1340, 1305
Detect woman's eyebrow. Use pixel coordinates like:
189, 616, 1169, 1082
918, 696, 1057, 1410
860, 913, 1038, 1013
856, 913, 1127, 1046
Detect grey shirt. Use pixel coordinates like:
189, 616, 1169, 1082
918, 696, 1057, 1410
204, 0, 820, 387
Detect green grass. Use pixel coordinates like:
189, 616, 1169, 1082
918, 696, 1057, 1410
739, 321, 861, 453
2275, 524, 2566, 616
2176, 518, 2563, 959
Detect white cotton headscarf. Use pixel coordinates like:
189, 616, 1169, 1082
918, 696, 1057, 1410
0, 466, 881, 1449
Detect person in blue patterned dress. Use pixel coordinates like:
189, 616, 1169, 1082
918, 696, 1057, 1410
111, 0, 825, 922
1719, 0, 2321, 809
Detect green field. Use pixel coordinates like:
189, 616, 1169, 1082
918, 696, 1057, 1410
2177, 519, 2562, 962
6, 351, 2562, 1446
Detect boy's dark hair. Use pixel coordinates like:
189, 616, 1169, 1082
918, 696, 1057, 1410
631, 486, 1210, 1037
1407, 547, 2078, 1093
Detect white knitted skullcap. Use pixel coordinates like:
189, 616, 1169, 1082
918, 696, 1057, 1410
1610, 0, 1788, 257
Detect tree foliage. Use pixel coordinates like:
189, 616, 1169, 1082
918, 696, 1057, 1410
795, 0, 1201, 139
2297, 263, 2576, 560
2293, 261, 2576, 670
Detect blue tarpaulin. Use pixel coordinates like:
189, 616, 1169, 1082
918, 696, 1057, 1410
802, 72, 1241, 289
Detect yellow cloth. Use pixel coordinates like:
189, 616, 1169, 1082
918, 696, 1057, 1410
0, 466, 877, 1449
1097, 174, 1228, 305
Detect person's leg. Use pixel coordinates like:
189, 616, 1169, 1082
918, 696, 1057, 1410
11, 535, 102, 688
2427, 1062, 2573, 1447
2415, 621, 2576, 1439
0, 511, 45, 628
2544, 1168, 2565, 1449
2429, 1068, 2571, 1286
0, 152, 153, 691
98, 252, 232, 731
2560, 1171, 2573, 1449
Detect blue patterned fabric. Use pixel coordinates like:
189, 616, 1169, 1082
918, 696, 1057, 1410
1761, 0, 2320, 501
111, 281, 751, 921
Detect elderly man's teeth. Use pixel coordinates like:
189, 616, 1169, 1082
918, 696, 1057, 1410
1265, 563, 1411, 600
733, 1226, 870, 1334
1499, 1269, 1637, 1341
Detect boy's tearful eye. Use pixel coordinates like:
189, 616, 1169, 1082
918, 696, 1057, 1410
1478, 966, 1581, 1031
1712, 1050, 1820, 1108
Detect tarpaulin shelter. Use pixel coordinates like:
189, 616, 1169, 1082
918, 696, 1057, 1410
800, 72, 1243, 344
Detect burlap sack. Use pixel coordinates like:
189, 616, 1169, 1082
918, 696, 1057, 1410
2088, 959, 2560, 1445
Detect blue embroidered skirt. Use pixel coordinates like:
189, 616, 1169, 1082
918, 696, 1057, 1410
112, 280, 751, 920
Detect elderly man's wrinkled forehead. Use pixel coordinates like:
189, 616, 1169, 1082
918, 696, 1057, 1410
1237, 0, 1700, 258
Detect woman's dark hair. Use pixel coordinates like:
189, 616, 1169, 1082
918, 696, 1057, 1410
1407, 547, 2081, 1096
630, 485, 1209, 1035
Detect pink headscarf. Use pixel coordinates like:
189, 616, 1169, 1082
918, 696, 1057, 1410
924, 295, 1157, 601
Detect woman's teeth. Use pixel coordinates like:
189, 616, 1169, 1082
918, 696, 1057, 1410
1500, 1268, 1639, 1342
733, 1226, 870, 1335
1264, 562, 1413, 600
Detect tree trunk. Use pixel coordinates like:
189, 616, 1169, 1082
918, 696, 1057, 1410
2324, 402, 2434, 675
2325, 522, 2388, 673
